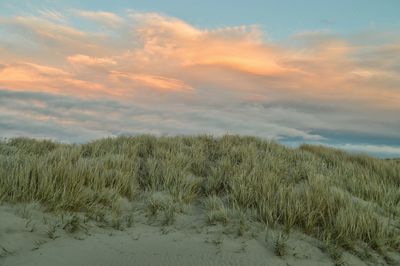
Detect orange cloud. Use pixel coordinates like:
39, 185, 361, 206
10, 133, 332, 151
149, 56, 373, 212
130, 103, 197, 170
109, 71, 194, 92
132, 13, 287, 76
0, 62, 109, 98
0, 11, 399, 111
67, 54, 117, 67
0, 63, 68, 86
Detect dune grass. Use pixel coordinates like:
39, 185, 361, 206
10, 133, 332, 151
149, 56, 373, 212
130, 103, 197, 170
0, 135, 399, 254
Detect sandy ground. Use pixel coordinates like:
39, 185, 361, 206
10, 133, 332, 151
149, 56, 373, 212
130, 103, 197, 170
0, 202, 393, 266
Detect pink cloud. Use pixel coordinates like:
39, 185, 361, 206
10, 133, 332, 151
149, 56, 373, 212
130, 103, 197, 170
0, 11, 398, 111
67, 54, 117, 68
0, 62, 109, 98
109, 71, 194, 92
132, 13, 287, 76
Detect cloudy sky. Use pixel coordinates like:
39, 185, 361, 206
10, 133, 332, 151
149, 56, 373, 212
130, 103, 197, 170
0, 0, 399, 157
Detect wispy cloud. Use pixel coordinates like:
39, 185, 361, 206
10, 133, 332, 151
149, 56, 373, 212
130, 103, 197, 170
37, 9, 66, 23
334, 143, 400, 156
74, 10, 124, 28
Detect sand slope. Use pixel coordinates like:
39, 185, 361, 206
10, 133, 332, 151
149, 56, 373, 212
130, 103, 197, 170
0, 203, 387, 266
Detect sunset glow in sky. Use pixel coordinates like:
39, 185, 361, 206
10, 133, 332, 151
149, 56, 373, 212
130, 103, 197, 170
1, 1, 400, 157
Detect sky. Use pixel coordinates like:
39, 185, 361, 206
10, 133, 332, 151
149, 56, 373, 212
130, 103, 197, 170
0, 1, 399, 157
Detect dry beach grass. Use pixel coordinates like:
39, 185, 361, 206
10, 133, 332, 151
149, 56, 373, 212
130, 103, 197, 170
0, 135, 399, 265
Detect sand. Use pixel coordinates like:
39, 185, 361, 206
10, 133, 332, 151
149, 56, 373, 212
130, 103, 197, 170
0, 202, 390, 266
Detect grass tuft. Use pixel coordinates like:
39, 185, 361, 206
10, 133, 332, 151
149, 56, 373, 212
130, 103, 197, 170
274, 232, 289, 257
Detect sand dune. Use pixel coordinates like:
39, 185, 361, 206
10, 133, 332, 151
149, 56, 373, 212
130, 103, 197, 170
1, 137, 399, 265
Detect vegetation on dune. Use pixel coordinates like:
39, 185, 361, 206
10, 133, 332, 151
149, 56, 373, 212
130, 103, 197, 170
0, 135, 399, 255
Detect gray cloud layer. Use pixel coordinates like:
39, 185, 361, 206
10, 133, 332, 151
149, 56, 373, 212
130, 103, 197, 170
1, 89, 399, 157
